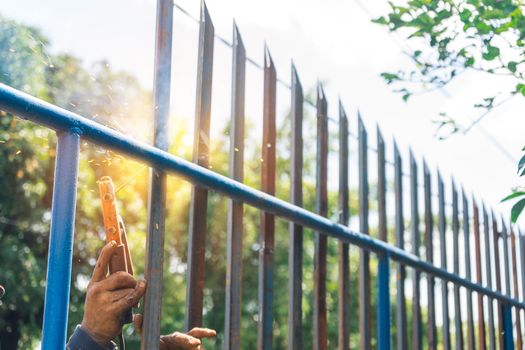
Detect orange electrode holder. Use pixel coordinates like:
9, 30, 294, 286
98, 176, 134, 283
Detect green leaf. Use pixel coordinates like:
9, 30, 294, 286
460, 9, 472, 22
511, 198, 525, 223
380, 72, 400, 84
519, 154, 525, 172
466, 57, 475, 66
501, 191, 525, 202
402, 92, 411, 102
508, 61, 518, 73
372, 16, 388, 25
483, 45, 500, 60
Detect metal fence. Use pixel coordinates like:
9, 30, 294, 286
1, 1, 524, 349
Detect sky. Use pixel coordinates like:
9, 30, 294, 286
2, 0, 524, 227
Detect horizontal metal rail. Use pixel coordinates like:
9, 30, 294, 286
1, 82, 524, 309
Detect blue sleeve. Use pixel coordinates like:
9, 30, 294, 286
66, 325, 117, 350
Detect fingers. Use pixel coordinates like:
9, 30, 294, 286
98, 271, 137, 291
113, 279, 146, 313
162, 332, 201, 349
133, 314, 143, 336
91, 241, 118, 282
107, 288, 135, 302
187, 328, 216, 339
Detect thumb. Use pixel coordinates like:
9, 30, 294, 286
133, 314, 144, 336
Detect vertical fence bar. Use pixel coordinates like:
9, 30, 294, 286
410, 150, 422, 350
503, 304, 514, 350
41, 131, 80, 349
288, 64, 303, 350
258, 46, 277, 350
492, 212, 505, 350
424, 160, 437, 350
313, 85, 328, 350
438, 171, 451, 350
358, 113, 371, 350
463, 191, 476, 350
394, 142, 407, 350
473, 199, 485, 350
185, 2, 214, 330
520, 231, 525, 345
510, 225, 523, 349
224, 23, 246, 350
502, 219, 512, 299
483, 205, 496, 350
377, 127, 391, 350
501, 220, 514, 348
142, 0, 173, 347
338, 102, 350, 350
452, 181, 464, 350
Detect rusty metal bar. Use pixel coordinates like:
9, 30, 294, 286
394, 141, 407, 350
142, 0, 173, 347
224, 22, 245, 350
463, 191, 476, 350
313, 85, 328, 350
438, 171, 451, 350
337, 101, 350, 350
410, 150, 422, 350
257, 46, 277, 350
473, 199, 485, 350
501, 220, 514, 348
483, 205, 496, 350
424, 160, 437, 350
358, 113, 371, 350
510, 225, 523, 349
185, 2, 215, 330
452, 181, 463, 350
492, 212, 505, 350
376, 126, 390, 350
288, 63, 303, 350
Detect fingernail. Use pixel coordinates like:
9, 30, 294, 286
139, 280, 147, 287
110, 240, 117, 247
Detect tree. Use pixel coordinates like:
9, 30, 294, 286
373, 0, 525, 221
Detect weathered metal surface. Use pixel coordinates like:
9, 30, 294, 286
376, 127, 390, 350
451, 182, 463, 350
491, 213, 505, 350
142, 0, 173, 347
313, 85, 328, 350
483, 205, 496, 350
438, 172, 451, 350
337, 101, 350, 350
394, 141, 407, 350
185, 2, 215, 330
461, 190, 474, 349
473, 199, 485, 350
288, 64, 303, 350
257, 46, 277, 350
358, 113, 371, 350
410, 150, 422, 350
510, 225, 523, 350
41, 131, 80, 350
423, 161, 437, 350
224, 23, 246, 350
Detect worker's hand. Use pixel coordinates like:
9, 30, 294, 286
133, 314, 216, 350
81, 240, 147, 346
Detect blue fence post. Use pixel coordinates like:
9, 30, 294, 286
377, 252, 391, 350
503, 304, 514, 350
41, 130, 80, 349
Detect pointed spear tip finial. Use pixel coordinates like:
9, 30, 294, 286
264, 43, 274, 68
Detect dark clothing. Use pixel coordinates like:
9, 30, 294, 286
67, 325, 117, 350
